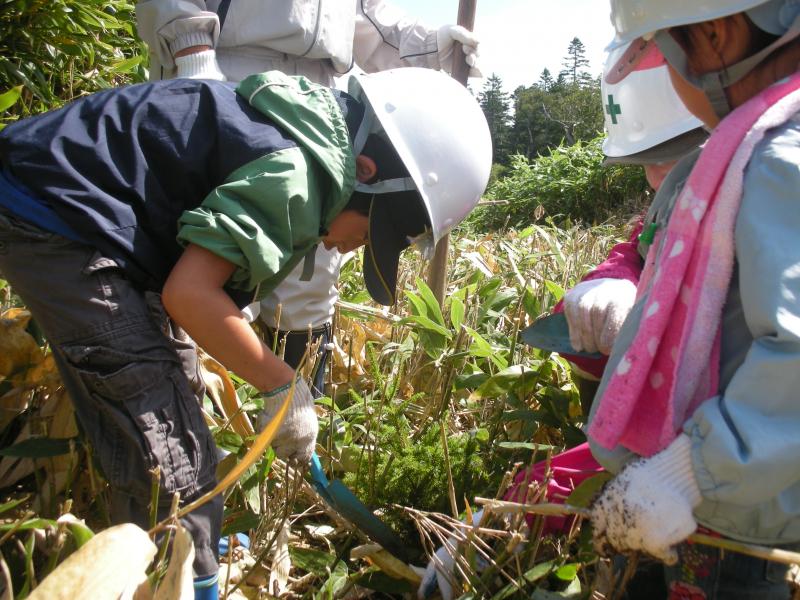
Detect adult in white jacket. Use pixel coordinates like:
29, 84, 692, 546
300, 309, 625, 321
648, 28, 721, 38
136, 0, 479, 396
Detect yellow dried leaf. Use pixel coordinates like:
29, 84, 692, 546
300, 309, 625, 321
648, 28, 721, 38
20, 353, 60, 390
199, 353, 254, 438
0, 309, 43, 380
350, 544, 422, 585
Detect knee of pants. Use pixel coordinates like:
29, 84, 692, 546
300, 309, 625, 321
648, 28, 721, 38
58, 335, 218, 501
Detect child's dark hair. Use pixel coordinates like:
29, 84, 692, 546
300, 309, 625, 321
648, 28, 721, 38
345, 133, 411, 216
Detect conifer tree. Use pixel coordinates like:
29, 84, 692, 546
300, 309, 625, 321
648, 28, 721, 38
477, 73, 512, 164
560, 37, 592, 85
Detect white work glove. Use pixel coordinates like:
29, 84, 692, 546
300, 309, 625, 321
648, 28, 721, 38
436, 25, 481, 77
257, 378, 318, 464
590, 434, 702, 565
563, 278, 637, 355
174, 49, 226, 81
418, 510, 485, 600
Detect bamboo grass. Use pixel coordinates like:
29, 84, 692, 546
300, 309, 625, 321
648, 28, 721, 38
475, 498, 800, 567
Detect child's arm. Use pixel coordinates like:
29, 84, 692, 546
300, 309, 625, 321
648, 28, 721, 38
162, 243, 295, 393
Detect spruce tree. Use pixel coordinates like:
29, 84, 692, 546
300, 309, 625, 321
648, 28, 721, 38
560, 37, 592, 85
477, 73, 512, 164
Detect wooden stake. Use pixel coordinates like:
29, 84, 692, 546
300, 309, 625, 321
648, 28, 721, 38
426, 0, 478, 306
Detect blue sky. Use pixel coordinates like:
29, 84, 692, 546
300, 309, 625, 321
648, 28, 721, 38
390, 0, 616, 92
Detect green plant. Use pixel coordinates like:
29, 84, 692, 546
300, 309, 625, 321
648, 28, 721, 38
467, 135, 650, 231
0, 0, 147, 125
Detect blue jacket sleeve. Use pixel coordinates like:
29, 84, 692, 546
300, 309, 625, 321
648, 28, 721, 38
685, 120, 800, 510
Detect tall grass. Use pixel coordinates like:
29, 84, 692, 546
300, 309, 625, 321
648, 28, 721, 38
0, 221, 627, 597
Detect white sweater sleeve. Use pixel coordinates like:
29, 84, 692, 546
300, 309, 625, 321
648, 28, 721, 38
136, 0, 219, 74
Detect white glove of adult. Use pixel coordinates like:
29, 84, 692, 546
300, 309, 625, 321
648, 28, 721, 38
174, 49, 226, 80
563, 278, 637, 355
417, 510, 485, 600
257, 378, 318, 464
590, 434, 702, 565
436, 25, 481, 77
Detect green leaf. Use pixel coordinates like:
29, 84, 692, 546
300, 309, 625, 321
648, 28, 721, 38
0, 437, 77, 458
522, 286, 541, 320
0, 518, 56, 532
554, 563, 578, 582
314, 558, 349, 599
415, 277, 445, 327
0, 86, 23, 112
471, 365, 536, 398
449, 296, 465, 331
221, 510, 260, 537
543, 280, 566, 302
0, 497, 29, 516
289, 546, 336, 577
212, 429, 243, 453
400, 315, 452, 339
463, 326, 493, 356
565, 471, 612, 508
66, 521, 94, 549
474, 428, 490, 443
496, 441, 554, 452
491, 560, 554, 599
454, 372, 489, 390
404, 289, 428, 318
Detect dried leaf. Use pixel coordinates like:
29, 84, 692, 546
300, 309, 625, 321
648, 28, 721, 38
0, 309, 44, 381
350, 544, 421, 585
153, 525, 194, 600
268, 521, 290, 595
199, 353, 254, 438
28, 523, 156, 600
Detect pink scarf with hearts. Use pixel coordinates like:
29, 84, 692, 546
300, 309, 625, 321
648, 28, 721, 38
589, 72, 800, 457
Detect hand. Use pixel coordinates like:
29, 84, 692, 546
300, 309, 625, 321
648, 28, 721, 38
436, 25, 481, 77
563, 278, 637, 355
417, 510, 485, 600
590, 435, 701, 564
257, 378, 318, 464
175, 49, 226, 80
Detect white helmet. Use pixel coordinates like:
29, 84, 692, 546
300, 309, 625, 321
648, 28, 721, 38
602, 42, 705, 164
348, 67, 492, 243
346, 68, 492, 305
607, 0, 800, 118
609, 0, 774, 46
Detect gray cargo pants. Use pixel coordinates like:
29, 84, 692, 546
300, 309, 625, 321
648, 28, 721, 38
0, 207, 221, 577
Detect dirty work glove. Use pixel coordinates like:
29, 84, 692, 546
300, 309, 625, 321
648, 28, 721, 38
257, 378, 318, 464
436, 25, 481, 77
563, 278, 637, 355
174, 49, 226, 80
418, 510, 485, 600
590, 434, 701, 565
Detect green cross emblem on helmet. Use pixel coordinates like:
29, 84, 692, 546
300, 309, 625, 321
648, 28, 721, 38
605, 94, 622, 125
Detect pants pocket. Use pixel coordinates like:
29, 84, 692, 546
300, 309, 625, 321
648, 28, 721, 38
62, 342, 217, 501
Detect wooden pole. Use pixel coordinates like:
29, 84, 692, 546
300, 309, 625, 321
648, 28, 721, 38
426, 0, 478, 306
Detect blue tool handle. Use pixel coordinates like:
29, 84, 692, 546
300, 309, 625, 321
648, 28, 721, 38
310, 452, 329, 486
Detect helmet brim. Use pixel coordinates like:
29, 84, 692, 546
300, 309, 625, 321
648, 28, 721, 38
605, 37, 658, 84
362, 192, 429, 306
603, 127, 708, 165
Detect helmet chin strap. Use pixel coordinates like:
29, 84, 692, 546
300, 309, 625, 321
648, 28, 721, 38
654, 13, 800, 120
